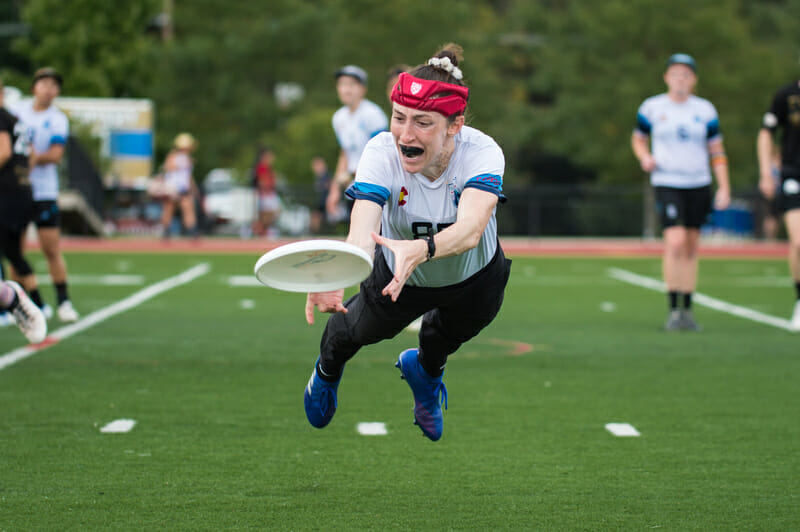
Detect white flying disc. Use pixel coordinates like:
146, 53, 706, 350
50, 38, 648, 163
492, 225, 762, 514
254, 239, 373, 293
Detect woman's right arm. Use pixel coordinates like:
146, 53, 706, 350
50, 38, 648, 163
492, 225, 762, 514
304, 199, 382, 325
631, 132, 656, 172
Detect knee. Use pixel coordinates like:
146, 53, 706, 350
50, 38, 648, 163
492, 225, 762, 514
664, 241, 685, 259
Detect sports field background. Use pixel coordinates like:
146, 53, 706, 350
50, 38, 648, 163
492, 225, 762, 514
1, 240, 798, 530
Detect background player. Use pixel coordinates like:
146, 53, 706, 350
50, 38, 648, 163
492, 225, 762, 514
13, 67, 79, 322
631, 53, 730, 331
758, 79, 800, 329
325, 65, 388, 224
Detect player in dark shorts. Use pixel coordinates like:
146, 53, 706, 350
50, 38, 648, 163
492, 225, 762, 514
758, 79, 800, 329
0, 77, 49, 330
631, 54, 731, 331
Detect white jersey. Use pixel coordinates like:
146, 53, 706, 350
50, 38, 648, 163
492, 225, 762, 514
634, 93, 721, 188
347, 126, 505, 287
12, 100, 69, 201
163, 151, 193, 195
332, 99, 388, 173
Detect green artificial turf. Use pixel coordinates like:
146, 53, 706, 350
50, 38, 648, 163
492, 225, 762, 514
1, 252, 798, 530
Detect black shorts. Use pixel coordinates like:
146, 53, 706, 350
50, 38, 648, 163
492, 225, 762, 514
0, 188, 33, 232
654, 185, 712, 229
777, 176, 800, 213
32, 200, 61, 228
319, 242, 512, 368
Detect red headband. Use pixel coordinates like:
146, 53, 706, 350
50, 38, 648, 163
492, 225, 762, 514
390, 72, 469, 117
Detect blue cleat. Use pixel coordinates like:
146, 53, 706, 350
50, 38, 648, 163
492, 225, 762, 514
395, 348, 448, 441
303, 358, 341, 428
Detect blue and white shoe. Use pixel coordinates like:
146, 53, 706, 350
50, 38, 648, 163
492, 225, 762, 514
303, 358, 341, 428
395, 348, 448, 441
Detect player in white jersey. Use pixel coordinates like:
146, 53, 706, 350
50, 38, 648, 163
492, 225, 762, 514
12, 68, 79, 323
325, 65, 388, 222
632, 54, 730, 331
303, 44, 511, 441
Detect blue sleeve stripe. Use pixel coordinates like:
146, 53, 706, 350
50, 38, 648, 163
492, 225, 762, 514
636, 112, 651, 134
467, 173, 503, 190
50, 135, 67, 145
368, 128, 385, 139
706, 118, 720, 139
345, 182, 390, 206
464, 181, 507, 203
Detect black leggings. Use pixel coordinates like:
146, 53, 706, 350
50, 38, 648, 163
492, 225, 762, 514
320, 243, 512, 373
0, 227, 34, 277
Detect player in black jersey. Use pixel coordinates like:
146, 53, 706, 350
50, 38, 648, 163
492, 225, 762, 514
758, 80, 800, 330
0, 77, 47, 342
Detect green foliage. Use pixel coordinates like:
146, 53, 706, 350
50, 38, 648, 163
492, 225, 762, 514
13, 0, 160, 97
8, 0, 800, 189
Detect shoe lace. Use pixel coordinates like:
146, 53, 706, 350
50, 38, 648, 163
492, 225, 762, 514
431, 381, 448, 411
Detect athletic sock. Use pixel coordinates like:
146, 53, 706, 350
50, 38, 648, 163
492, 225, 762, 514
418, 350, 444, 378
317, 359, 342, 383
29, 288, 44, 308
55, 283, 69, 305
668, 291, 679, 311
682, 292, 693, 310
795, 281, 800, 300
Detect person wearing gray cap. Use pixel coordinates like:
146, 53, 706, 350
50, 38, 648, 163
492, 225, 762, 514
631, 53, 731, 332
325, 65, 388, 224
12, 66, 79, 323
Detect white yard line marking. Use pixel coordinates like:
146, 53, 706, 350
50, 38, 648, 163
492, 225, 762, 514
227, 275, 261, 287
37, 274, 145, 286
608, 267, 795, 331
0, 263, 210, 371
600, 301, 617, 312
100, 419, 136, 433
605, 423, 640, 437
239, 299, 255, 309
357, 422, 388, 436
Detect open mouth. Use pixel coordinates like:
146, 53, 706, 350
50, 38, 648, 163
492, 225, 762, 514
400, 144, 424, 159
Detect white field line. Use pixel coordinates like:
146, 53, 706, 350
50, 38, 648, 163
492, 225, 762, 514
37, 274, 145, 286
605, 423, 640, 437
357, 422, 388, 436
607, 267, 794, 331
100, 419, 136, 433
227, 275, 261, 287
0, 263, 211, 371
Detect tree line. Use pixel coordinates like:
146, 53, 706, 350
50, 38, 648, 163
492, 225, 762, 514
3, 0, 800, 191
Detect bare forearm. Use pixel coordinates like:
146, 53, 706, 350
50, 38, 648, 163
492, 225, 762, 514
32, 145, 64, 165
757, 129, 775, 177
631, 133, 650, 161
345, 200, 381, 256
